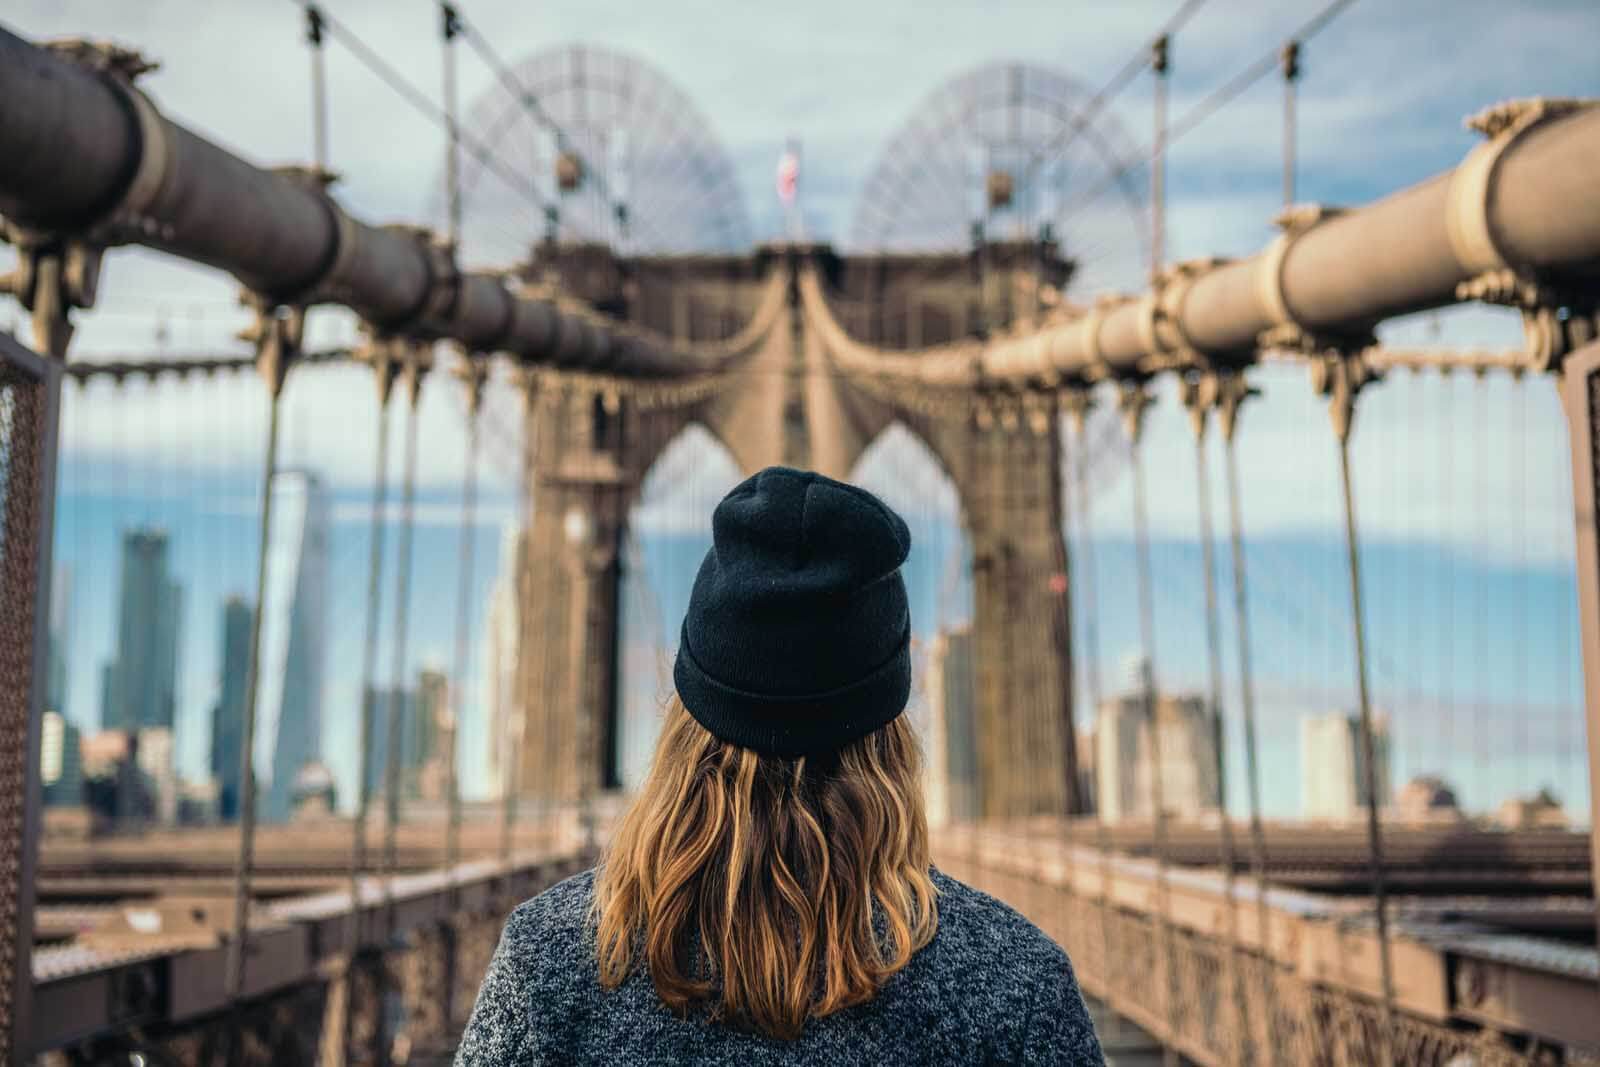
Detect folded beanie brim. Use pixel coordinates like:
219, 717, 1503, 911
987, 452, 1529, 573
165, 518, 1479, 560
674, 621, 912, 758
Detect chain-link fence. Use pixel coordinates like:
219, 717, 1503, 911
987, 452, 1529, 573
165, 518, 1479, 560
0, 331, 59, 1064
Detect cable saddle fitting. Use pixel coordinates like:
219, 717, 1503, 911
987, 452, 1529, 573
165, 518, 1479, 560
1447, 97, 1600, 375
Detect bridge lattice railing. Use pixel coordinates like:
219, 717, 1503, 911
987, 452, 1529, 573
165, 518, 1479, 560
937, 843, 1592, 1067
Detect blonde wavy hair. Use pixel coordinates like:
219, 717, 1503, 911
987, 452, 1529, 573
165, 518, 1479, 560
592, 693, 938, 1040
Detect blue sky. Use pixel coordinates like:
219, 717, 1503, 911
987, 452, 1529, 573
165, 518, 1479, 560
5, 1, 1599, 820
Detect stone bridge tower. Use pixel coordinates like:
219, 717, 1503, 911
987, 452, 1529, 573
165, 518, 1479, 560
514, 241, 1083, 819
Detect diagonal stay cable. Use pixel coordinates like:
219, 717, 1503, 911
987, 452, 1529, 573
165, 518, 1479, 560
1010, 0, 1212, 207
1062, 0, 1360, 225
444, 2, 672, 251
287, 0, 596, 241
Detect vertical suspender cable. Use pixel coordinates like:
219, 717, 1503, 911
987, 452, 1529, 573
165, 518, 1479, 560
442, 2, 463, 247
1123, 383, 1176, 1059
1053, 416, 1079, 958
439, 0, 469, 906
383, 357, 425, 937
445, 375, 477, 876
1440, 369, 1454, 783
1151, 35, 1169, 281
344, 365, 391, 1056
500, 375, 536, 878
1188, 387, 1243, 1055
1474, 370, 1489, 799
1071, 403, 1118, 1009
1330, 364, 1396, 1066
224, 382, 282, 1001
308, 4, 330, 171
1219, 380, 1275, 1064
1512, 372, 1527, 795
224, 336, 289, 1022
1280, 41, 1299, 207
1147, 33, 1179, 1061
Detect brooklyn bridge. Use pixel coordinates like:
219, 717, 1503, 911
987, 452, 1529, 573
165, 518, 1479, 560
0, 0, 1597, 1063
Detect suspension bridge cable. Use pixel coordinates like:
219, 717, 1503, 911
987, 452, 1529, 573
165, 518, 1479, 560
442, 2, 463, 252
1440, 368, 1455, 782
1050, 419, 1081, 949
1011, 0, 1212, 206
443, 1, 668, 250
1475, 370, 1489, 803
1068, 403, 1119, 1009
287, 0, 567, 238
1118, 381, 1177, 1058
1143, 46, 1181, 1062
1408, 371, 1423, 781
1063, 0, 1361, 223
1514, 370, 1527, 798
1281, 41, 1300, 206
441, 8, 473, 922
1189, 391, 1244, 1052
1332, 378, 1396, 1066
1150, 34, 1169, 278
1219, 381, 1276, 1065
307, 4, 330, 171
382, 357, 426, 938
223, 360, 286, 1034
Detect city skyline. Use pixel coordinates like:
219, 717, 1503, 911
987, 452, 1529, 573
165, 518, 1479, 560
43, 468, 1591, 825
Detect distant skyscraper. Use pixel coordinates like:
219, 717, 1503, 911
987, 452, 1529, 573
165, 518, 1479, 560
254, 470, 330, 823
1301, 711, 1391, 821
100, 529, 182, 733
1096, 679, 1221, 822
924, 626, 976, 825
210, 596, 253, 821
482, 526, 525, 799
39, 711, 82, 808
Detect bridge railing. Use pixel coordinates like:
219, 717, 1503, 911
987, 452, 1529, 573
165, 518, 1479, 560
937, 823, 1600, 1067
0, 329, 57, 1065
30, 846, 589, 1063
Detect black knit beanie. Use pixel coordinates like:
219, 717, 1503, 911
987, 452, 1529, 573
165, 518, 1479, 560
673, 466, 913, 757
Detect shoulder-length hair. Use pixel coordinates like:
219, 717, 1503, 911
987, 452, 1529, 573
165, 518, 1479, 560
592, 693, 938, 1040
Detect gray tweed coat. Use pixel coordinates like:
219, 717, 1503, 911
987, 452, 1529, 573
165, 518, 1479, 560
454, 868, 1104, 1065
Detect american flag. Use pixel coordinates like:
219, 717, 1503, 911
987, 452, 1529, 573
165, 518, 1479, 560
775, 147, 799, 205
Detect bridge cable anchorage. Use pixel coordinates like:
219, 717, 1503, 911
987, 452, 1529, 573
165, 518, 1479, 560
1212, 371, 1279, 1060
1179, 372, 1247, 1058
1114, 377, 1180, 1055
1307, 345, 1398, 1066
222, 295, 305, 1038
